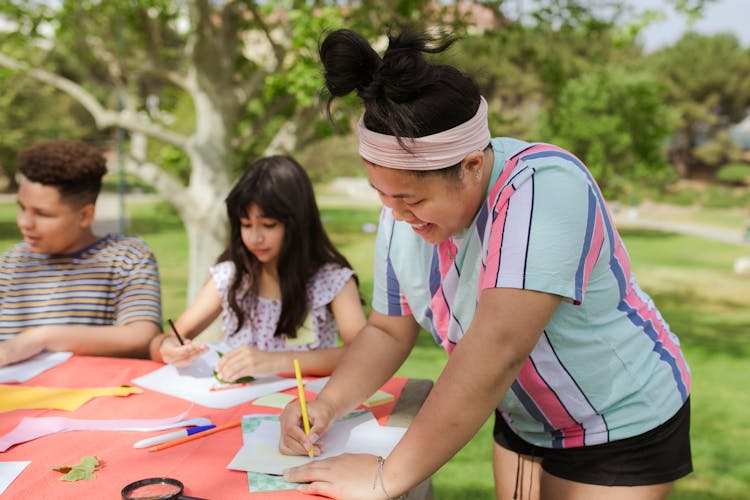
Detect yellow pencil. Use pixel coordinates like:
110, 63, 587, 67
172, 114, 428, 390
293, 358, 314, 458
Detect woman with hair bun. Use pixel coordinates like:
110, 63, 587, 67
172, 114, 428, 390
280, 28, 691, 500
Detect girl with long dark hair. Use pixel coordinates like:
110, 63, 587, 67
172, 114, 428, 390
150, 156, 366, 378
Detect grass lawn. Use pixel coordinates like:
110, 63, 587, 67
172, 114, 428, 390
1, 197, 749, 499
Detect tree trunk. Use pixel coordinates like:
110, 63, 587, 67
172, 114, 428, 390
182, 77, 234, 302
184, 215, 225, 342
184, 215, 225, 302
181, 152, 230, 304
264, 119, 298, 156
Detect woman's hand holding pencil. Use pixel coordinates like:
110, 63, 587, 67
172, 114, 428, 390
277, 361, 336, 458
293, 359, 315, 458
278, 397, 335, 457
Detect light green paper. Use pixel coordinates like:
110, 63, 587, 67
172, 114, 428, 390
241, 414, 305, 493
253, 392, 296, 409
247, 471, 300, 492
234, 441, 311, 471
284, 313, 315, 347
362, 389, 394, 408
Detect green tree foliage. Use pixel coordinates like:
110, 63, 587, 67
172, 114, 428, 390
716, 162, 750, 186
442, 2, 676, 198
0, 0, 99, 191
0, 73, 96, 191
445, 1, 638, 139
537, 66, 676, 199
2, 0, 348, 298
0, 0, 440, 299
646, 33, 750, 178
1, 0, 743, 278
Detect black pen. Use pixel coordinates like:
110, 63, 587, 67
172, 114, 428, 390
167, 318, 185, 346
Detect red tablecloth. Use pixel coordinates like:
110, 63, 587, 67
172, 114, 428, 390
0, 355, 407, 499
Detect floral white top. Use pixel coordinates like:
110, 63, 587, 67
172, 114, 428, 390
210, 261, 355, 352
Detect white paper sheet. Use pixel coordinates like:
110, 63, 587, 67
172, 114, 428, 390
0, 412, 209, 452
303, 376, 329, 394
131, 344, 299, 409
227, 411, 406, 474
0, 461, 31, 495
0, 351, 72, 383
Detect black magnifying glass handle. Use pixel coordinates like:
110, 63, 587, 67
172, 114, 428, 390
177, 496, 208, 500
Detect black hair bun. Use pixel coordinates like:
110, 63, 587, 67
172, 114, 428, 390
320, 29, 382, 97
375, 29, 434, 103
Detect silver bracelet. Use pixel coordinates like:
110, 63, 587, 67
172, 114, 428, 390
372, 455, 405, 500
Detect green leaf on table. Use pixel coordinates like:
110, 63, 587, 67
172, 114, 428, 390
52, 455, 101, 481
213, 369, 254, 385
212, 351, 254, 384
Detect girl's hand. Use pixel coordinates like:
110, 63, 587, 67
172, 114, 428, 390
283, 453, 392, 500
279, 398, 335, 456
160, 337, 207, 367
215, 345, 278, 380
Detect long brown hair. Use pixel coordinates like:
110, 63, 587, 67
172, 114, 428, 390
222, 156, 358, 337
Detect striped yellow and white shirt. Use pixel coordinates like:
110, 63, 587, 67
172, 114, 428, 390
0, 233, 161, 335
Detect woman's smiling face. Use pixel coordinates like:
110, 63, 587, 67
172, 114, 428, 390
365, 152, 488, 245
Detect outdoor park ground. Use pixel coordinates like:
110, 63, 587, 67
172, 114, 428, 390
0, 179, 748, 499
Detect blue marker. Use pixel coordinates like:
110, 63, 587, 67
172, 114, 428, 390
133, 425, 216, 449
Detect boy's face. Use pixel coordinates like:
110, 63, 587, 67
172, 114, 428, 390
16, 178, 96, 255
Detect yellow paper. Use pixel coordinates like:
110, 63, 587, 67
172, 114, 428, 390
362, 390, 394, 408
252, 392, 296, 409
0, 385, 142, 412
285, 312, 316, 347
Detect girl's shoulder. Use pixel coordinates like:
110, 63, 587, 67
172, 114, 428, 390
210, 260, 236, 279
307, 263, 356, 308
310, 262, 355, 284
210, 260, 240, 295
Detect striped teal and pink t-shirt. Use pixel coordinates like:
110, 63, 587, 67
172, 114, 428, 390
0, 233, 162, 336
372, 137, 690, 448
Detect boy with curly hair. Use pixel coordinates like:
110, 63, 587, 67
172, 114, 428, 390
0, 140, 162, 366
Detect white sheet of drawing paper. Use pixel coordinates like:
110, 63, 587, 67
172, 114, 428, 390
227, 411, 406, 474
0, 351, 72, 383
0, 461, 31, 494
131, 343, 298, 409
302, 376, 329, 394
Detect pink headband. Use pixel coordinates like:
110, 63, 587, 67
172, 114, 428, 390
356, 96, 490, 170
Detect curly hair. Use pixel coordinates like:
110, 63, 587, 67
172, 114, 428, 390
18, 140, 107, 206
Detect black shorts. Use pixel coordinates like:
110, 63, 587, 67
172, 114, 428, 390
493, 398, 693, 486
